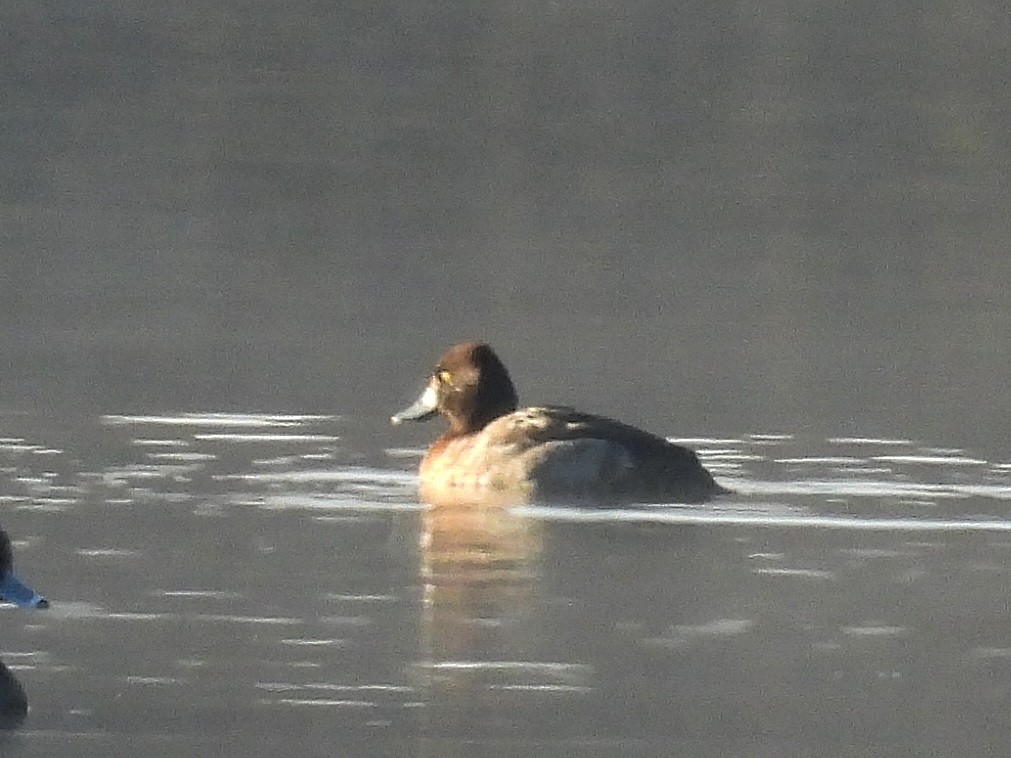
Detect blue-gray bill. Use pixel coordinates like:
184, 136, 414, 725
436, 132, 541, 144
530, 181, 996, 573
390, 382, 439, 425
0, 572, 47, 609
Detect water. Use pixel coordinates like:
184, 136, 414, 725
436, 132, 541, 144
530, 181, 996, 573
3, 1, 1010, 755
0, 412, 1009, 756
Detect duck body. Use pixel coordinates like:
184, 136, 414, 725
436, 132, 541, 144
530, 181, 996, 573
393, 343, 729, 505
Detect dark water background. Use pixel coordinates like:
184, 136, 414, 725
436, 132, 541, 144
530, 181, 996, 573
2, 1, 1010, 755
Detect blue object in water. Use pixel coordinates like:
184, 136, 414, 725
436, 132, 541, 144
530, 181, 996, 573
0, 529, 47, 609
0, 571, 46, 609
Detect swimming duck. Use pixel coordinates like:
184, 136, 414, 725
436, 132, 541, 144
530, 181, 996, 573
391, 342, 729, 504
0, 528, 48, 729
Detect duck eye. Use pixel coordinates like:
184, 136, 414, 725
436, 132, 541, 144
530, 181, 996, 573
437, 369, 453, 385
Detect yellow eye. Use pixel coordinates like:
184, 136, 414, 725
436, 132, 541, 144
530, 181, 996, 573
437, 369, 452, 385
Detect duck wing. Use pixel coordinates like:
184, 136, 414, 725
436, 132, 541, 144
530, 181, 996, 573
497, 406, 725, 503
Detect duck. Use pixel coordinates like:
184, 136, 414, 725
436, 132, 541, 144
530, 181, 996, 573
391, 342, 730, 504
0, 528, 48, 729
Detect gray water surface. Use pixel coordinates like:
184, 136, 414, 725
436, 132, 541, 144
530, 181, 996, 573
2, 412, 1010, 756
3, 1, 1010, 755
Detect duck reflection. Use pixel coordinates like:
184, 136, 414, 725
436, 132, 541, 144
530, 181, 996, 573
0, 528, 48, 729
411, 495, 732, 747
414, 491, 584, 743
418, 493, 542, 671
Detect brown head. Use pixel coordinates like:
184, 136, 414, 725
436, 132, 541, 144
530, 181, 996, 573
391, 342, 519, 435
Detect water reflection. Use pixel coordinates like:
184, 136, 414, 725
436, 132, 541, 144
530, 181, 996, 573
415, 496, 566, 741
419, 497, 542, 659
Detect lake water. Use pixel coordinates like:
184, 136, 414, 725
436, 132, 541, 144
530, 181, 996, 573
1, 412, 1010, 756
3, 1, 1010, 755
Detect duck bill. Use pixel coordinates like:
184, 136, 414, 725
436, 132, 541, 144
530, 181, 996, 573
0, 571, 47, 609
391, 380, 439, 424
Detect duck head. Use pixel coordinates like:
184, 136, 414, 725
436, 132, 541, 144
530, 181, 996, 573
392, 342, 518, 435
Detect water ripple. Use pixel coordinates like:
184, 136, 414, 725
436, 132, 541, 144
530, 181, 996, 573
517, 505, 1011, 531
